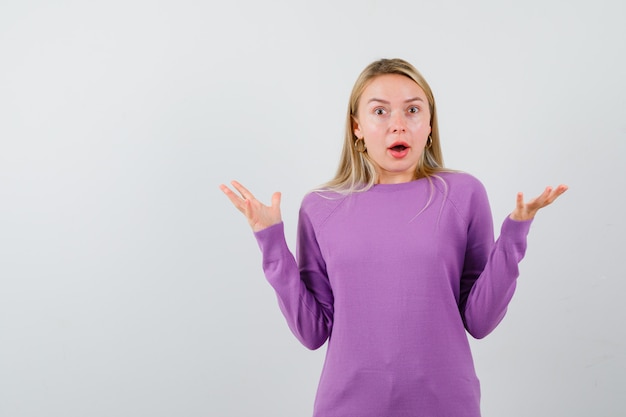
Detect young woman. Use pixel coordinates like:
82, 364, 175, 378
220, 58, 567, 417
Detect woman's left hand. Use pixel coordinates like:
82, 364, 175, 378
509, 184, 569, 221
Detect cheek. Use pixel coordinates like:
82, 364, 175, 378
413, 119, 431, 135
360, 119, 383, 135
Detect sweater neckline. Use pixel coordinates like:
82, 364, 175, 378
369, 178, 427, 193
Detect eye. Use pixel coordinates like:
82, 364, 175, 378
408, 106, 419, 114
374, 107, 386, 115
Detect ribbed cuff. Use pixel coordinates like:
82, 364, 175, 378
253, 222, 289, 261
500, 216, 533, 243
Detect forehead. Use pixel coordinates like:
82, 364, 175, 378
360, 73, 427, 103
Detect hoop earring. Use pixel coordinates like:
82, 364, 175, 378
426, 135, 433, 149
354, 137, 367, 153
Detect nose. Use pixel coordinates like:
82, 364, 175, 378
390, 111, 407, 133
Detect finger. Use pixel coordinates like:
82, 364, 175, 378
540, 186, 553, 205
219, 184, 246, 211
526, 186, 552, 210
516, 192, 524, 211
541, 184, 568, 206
231, 180, 257, 202
271, 192, 282, 209
219, 182, 244, 201
551, 184, 569, 199
242, 196, 254, 219
540, 186, 553, 200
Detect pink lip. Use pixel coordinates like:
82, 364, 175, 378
388, 141, 410, 159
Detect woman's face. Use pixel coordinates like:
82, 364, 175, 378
353, 74, 432, 184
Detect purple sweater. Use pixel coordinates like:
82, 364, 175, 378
254, 172, 532, 417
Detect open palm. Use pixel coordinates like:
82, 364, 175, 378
219, 180, 282, 232
510, 184, 568, 221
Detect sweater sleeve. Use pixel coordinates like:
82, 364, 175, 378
459, 187, 533, 339
254, 208, 334, 350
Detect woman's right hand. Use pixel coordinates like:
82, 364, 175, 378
219, 180, 282, 232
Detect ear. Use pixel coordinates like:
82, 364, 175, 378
352, 116, 362, 139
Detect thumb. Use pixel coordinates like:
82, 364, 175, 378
516, 192, 524, 211
271, 192, 282, 209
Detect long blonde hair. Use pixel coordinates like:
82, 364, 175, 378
321, 58, 446, 193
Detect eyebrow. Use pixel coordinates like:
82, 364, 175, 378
367, 97, 425, 104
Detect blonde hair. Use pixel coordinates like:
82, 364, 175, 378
321, 58, 447, 193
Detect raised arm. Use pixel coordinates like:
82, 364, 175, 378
220, 181, 333, 349
461, 184, 568, 339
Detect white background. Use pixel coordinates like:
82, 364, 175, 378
1, 1, 624, 416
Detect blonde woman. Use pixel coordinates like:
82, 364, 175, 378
220, 58, 567, 417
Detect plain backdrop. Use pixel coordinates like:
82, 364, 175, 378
1, 0, 625, 416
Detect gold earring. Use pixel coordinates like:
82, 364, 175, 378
426, 135, 433, 149
354, 138, 367, 152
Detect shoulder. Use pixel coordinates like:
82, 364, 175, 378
299, 189, 349, 227
436, 171, 485, 190
433, 171, 488, 198
433, 171, 491, 221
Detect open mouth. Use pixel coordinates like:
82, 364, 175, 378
388, 142, 410, 158
390, 144, 407, 152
